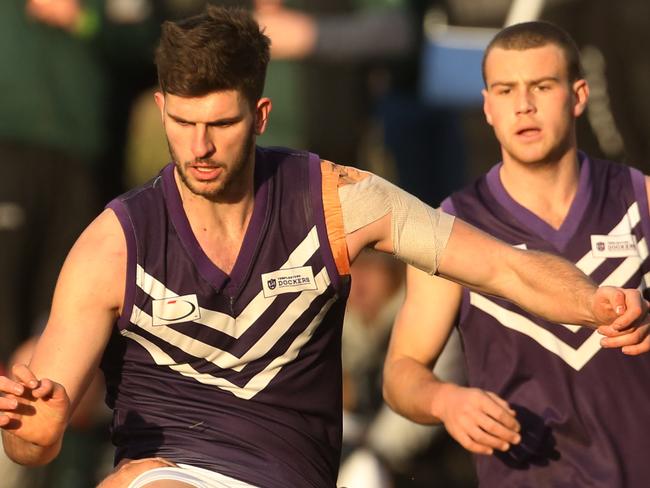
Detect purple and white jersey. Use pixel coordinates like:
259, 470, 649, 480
443, 154, 650, 487
102, 147, 350, 488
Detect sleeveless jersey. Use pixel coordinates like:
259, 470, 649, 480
443, 154, 650, 487
102, 147, 351, 488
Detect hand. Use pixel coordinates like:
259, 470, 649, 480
26, 0, 81, 32
434, 383, 521, 455
0, 364, 70, 448
254, 6, 316, 59
598, 301, 650, 355
591, 287, 647, 331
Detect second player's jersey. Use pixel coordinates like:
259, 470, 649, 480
443, 154, 650, 487
102, 147, 351, 488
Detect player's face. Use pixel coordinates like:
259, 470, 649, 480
155, 89, 270, 201
482, 44, 588, 167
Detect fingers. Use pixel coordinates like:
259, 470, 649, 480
610, 289, 645, 331
445, 389, 520, 456
0, 375, 27, 397
11, 364, 39, 389
600, 323, 650, 354
0, 365, 55, 400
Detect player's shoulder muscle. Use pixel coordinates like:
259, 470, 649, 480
55, 208, 126, 313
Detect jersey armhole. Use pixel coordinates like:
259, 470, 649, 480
106, 199, 137, 331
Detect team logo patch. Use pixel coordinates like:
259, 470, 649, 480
590, 234, 638, 258
152, 294, 201, 326
261, 266, 317, 298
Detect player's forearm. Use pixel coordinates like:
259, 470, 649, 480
383, 357, 446, 425
503, 249, 598, 326
2, 430, 62, 466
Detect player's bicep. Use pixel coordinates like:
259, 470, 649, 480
28, 209, 126, 407
387, 265, 463, 368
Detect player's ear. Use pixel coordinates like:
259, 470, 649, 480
254, 97, 272, 135
482, 89, 494, 126
154, 92, 166, 123
572, 79, 589, 118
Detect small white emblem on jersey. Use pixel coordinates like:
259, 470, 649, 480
152, 294, 201, 326
513, 243, 528, 250
261, 266, 317, 298
590, 234, 638, 258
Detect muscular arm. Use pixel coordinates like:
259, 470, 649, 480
0, 209, 125, 465
338, 166, 644, 330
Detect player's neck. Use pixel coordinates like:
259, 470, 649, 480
176, 167, 256, 274
499, 149, 581, 230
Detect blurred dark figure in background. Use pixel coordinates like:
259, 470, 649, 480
543, 0, 650, 172
257, 0, 467, 207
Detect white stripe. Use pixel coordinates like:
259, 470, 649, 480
136, 226, 321, 338
470, 292, 601, 371
559, 204, 643, 332
122, 293, 337, 400
137, 265, 177, 300
130, 268, 331, 373
573, 202, 640, 275
130, 305, 245, 372
468, 202, 647, 368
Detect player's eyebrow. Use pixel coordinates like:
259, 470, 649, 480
166, 111, 241, 125
488, 76, 560, 90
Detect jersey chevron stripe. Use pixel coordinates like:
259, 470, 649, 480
130, 305, 246, 371
469, 292, 603, 371
135, 226, 320, 338
122, 293, 338, 400
128, 268, 332, 372
560, 236, 649, 332
469, 202, 648, 369
573, 202, 640, 275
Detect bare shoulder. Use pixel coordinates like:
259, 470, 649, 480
52, 208, 127, 316
72, 208, 126, 258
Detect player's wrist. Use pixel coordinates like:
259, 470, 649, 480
428, 381, 455, 423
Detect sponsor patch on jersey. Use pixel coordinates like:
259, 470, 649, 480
261, 266, 317, 297
152, 294, 201, 325
590, 234, 638, 258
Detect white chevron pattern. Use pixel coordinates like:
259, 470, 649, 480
124, 226, 335, 398
470, 202, 647, 370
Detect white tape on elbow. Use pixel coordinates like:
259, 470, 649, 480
338, 173, 454, 274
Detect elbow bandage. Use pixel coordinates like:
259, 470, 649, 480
338, 172, 454, 274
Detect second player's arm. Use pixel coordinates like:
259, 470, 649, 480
383, 266, 521, 454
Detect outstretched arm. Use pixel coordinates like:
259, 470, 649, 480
0, 209, 125, 465
337, 165, 647, 334
436, 218, 644, 330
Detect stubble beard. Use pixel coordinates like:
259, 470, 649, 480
168, 130, 255, 202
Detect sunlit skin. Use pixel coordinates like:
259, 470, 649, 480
482, 45, 589, 170
154, 90, 271, 204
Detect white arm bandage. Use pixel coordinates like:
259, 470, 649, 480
338, 173, 455, 275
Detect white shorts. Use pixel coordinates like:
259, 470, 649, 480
127, 463, 259, 488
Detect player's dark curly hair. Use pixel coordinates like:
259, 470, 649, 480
482, 21, 583, 86
155, 5, 271, 106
